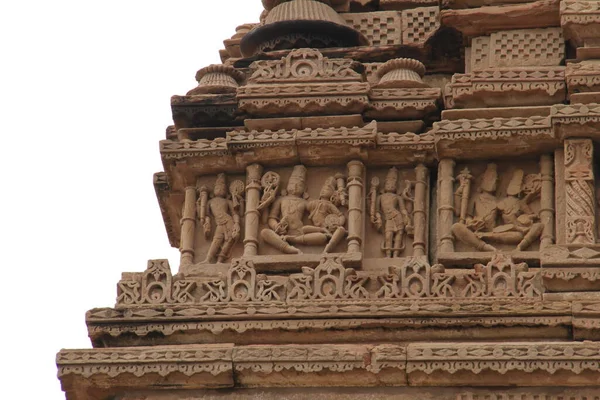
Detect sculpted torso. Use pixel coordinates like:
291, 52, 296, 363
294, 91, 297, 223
472, 192, 498, 231
272, 196, 307, 235
208, 197, 235, 227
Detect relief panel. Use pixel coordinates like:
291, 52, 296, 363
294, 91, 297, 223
365, 165, 429, 261
437, 157, 554, 266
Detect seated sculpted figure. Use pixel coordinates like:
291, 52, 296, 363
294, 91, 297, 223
452, 165, 543, 252
261, 166, 344, 254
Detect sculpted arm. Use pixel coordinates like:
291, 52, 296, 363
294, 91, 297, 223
267, 198, 282, 231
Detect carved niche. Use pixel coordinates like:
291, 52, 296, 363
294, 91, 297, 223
365, 165, 430, 261
437, 158, 554, 265
180, 172, 247, 267
255, 165, 353, 261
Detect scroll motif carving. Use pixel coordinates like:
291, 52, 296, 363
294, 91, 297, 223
117, 254, 541, 310
564, 139, 596, 244
117, 260, 196, 306
199, 259, 286, 303
238, 49, 369, 117
247, 48, 362, 84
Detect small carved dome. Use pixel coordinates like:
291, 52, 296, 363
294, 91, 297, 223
375, 58, 429, 88
187, 64, 245, 95
241, 0, 368, 57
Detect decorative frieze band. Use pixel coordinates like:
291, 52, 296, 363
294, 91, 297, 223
57, 341, 600, 391
57, 344, 233, 379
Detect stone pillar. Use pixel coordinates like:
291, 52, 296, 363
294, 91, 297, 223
564, 139, 596, 244
347, 160, 364, 254
437, 158, 455, 253
413, 163, 429, 257
180, 186, 197, 266
539, 154, 555, 249
244, 164, 263, 256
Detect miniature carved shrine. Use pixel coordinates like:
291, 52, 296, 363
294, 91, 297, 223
57, 0, 600, 398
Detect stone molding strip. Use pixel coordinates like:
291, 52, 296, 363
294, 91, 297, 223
57, 341, 600, 397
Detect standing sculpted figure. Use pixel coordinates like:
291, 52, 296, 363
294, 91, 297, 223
369, 167, 413, 258
260, 166, 345, 254
452, 165, 543, 251
197, 174, 243, 264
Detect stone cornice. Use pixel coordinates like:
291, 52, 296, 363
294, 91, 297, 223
561, 0, 600, 46
407, 342, 600, 375
57, 345, 233, 378
57, 341, 600, 398
432, 115, 556, 160
551, 103, 600, 139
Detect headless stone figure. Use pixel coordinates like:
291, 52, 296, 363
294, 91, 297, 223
371, 167, 411, 258
452, 165, 542, 252
260, 165, 332, 254
478, 170, 543, 251
198, 174, 241, 263
451, 163, 500, 252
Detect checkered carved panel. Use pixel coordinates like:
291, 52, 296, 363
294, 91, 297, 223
401, 6, 440, 44
471, 37, 491, 72
490, 28, 564, 68
344, 11, 402, 46
470, 28, 565, 70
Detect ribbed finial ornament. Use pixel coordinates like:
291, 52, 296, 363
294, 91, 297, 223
186, 65, 245, 95
375, 58, 428, 88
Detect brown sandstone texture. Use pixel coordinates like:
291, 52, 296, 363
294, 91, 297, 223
58, 0, 600, 398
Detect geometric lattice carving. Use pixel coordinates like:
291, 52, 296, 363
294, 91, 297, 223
402, 7, 440, 44
344, 11, 402, 46
471, 28, 564, 71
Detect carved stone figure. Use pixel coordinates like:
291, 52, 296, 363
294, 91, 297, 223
369, 167, 414, 258
452, 165, 543, 252
306, 176, 347, 253
260, 166, 345, 254
197, 174, 243, 263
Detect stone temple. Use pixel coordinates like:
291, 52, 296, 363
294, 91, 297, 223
57, 0, 600, 398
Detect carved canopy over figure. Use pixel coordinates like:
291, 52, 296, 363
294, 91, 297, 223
369, 167, 415, 258
260, 166, 347, 254
452, 164, 543, 252
197, 174, 244, 264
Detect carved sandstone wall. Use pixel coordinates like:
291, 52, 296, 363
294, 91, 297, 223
58, 0, 600, 399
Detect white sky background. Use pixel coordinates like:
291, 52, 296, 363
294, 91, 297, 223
0, 1, 264, 397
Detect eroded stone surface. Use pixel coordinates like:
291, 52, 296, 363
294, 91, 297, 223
58, 0, 600, 398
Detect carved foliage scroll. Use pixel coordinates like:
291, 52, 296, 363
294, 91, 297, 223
564, 139, 596, 244
116, 255, 542, 307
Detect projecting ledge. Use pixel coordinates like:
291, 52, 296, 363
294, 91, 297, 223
58, 342, 600, 399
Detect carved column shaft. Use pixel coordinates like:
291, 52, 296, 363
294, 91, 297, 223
540, 154, 555, 248
347, 160, 364, 254
244, 164, 263, 256
180, 186, 197, 266
564, 139, 596, 244
412, 163, 428, 257
437, 159, 455, 253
